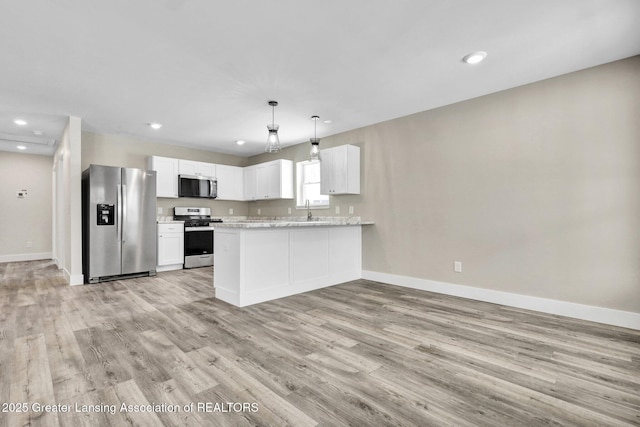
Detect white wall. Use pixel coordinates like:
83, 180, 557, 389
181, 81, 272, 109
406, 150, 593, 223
248, 57, 640, 325
0, 151, 52, 262
53, 116, 83, 285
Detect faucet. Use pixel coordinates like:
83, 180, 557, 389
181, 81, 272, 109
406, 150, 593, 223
306, 200, 312, 221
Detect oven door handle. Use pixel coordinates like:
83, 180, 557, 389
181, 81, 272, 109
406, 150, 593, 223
184, 227, 215, 232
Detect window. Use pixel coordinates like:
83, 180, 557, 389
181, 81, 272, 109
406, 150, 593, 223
296, 160, 329, 209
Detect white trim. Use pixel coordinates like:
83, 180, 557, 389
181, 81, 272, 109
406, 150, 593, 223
362, 270, 640, 331
157, 264, 184, 273
0, 252, 52, 263
63, 267, 84, 286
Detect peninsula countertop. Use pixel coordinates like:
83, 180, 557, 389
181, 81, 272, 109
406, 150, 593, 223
214, 216, 374, 229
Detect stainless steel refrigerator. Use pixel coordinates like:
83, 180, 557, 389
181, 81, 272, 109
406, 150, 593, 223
82, 165, 157, 283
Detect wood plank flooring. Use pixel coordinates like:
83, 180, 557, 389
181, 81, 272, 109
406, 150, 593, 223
1, 259, 639, 426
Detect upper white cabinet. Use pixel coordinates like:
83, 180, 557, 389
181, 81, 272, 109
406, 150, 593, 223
243, 165, 258, 201
216, 164, 244, 201
148, 156, 179, 198
320, 145, 360, 195
148, 156, 293, 201
178, 160, 216, 178
246, 159, 293, 200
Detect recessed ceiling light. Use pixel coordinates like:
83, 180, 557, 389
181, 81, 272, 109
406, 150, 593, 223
33, 130, 43, 136
323, 120, 332, 124
462, 51, 487, 65
14, 119, 28, 126
17, 145, 27, 150
235, 140, 246, 146
148, 122, 162, 130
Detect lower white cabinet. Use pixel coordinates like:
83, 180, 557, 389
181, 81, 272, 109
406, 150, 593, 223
157, 223, 184, 272
214, 225, 362, 307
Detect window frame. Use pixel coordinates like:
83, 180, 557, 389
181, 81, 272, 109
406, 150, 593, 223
296, 160, 330, 209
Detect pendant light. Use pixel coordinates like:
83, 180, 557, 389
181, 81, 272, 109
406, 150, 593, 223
265, 100, 281, 153
309, 115, 321, 162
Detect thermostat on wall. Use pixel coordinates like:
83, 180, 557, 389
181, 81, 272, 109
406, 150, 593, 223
17, 189, 27, 198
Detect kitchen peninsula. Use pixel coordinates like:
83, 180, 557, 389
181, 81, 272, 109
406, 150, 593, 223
213, 218, 373, 307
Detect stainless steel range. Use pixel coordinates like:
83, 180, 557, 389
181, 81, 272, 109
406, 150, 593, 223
173, 207, 222, 269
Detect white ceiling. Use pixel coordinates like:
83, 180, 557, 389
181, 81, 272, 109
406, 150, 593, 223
1, 0, 639, 157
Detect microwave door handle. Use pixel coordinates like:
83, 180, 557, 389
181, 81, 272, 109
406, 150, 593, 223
209, 179, 214, 198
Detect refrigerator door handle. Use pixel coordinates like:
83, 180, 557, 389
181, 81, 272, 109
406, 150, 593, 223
117, 184, 123, 242
121, 184, 127, 243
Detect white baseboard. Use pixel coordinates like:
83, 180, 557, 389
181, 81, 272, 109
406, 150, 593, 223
0, 252, 52, 263
63, 268, 84, 286
362, 270, 640, 331
157, 264, 184, 273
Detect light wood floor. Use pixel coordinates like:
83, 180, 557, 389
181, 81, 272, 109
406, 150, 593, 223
1, 260, 639, 426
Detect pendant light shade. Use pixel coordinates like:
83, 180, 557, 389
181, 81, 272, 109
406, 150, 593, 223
309, 115, 321, 162
265, 101, 281, 153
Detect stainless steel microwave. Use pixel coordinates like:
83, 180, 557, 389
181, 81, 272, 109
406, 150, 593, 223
178, 175, 217, 198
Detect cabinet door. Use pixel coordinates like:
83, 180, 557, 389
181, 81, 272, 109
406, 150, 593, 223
331, 146, 349, 193
179, 160, 216, 177
158, 232, 184, 266
256, 163, 273, 199
178, 160, 198, 176
320, 145, 360, 195
216, 164, 244, 201
243, 165, 257, 201
197, 162, 216, 178
150, 156, 179, 198
265, 161, 281, 199
320, 149, 335, 195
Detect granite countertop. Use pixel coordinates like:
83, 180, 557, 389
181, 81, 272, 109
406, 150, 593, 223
214, 216, 374, 229
157, 219, 185, 224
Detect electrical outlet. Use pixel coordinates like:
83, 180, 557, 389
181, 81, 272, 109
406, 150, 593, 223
26, 241, 33, 248
229, 208, 234, 215
288, 207, 292, 214
257, 208, 261, 215
349, 206, 354, 214
157, 207, 163, 215
335, 206, 340, 214
454, 261, 463, 273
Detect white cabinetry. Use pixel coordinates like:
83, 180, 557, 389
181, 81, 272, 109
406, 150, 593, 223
320, 145, 360, 195
178, 160, 216, 178
157, 223, 184, 272
245, 159, 293, 200
216, 164, 244, 201
243, 165, 257, 201
148, 156, 179, 198
215, 225, 362, 307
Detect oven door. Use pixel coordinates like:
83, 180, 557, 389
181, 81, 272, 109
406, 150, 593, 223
184, 227, 214, 268
184, 228, 214, 256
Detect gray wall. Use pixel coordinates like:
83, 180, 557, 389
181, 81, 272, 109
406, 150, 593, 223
81, 132, 250, 218
249, 56, 640, 313
0, 151, 52, 260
